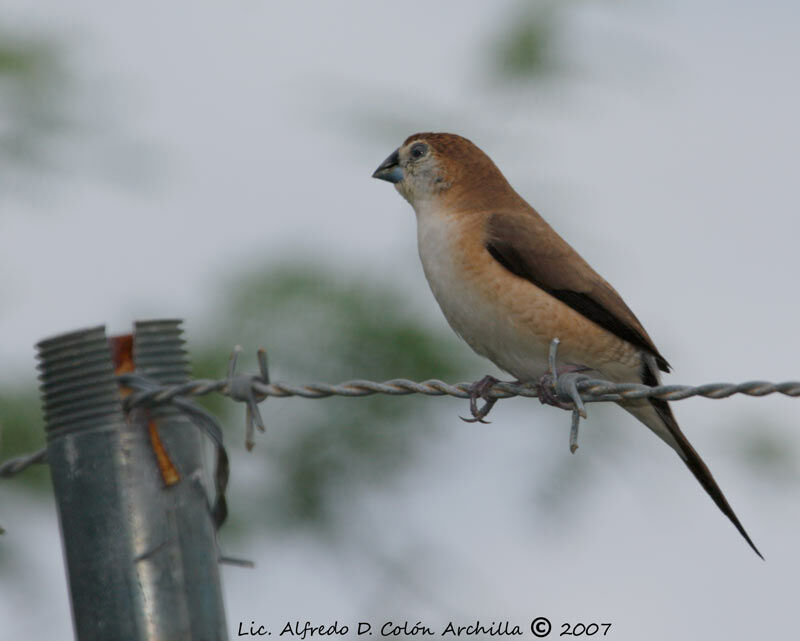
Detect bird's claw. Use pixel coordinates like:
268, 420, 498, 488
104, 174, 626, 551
460, 374, 500, 423
535, 366, 589, 417
536, 366, 590, 454
537, 337, 592, 412
460, 342, 592, 455
535, 372, 575, 411
539, 338, 593, 453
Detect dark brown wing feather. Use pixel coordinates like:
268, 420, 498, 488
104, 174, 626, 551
485, 210, 671, 372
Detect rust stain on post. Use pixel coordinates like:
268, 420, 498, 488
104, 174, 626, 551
111, 333, 180, 487
110, 335, 135, 393
147, 419, 180, 486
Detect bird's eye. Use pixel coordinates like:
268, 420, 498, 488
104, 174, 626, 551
409, 142, 428, 160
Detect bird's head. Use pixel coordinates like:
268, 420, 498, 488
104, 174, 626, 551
372, 132, 520, 213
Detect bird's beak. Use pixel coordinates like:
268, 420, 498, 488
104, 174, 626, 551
372, 148, 403, 183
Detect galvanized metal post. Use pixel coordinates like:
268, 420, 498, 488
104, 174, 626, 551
37, 320, 228, 641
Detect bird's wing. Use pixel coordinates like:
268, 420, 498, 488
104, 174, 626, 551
484, 210, 670, 371
487, 210, 762, 557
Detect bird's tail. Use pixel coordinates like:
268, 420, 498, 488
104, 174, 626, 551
621, 396, 763, 559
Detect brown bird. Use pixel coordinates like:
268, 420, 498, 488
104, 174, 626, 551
372, 132, 762, 558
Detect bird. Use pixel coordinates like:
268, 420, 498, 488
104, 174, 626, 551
372, 132, 762, 558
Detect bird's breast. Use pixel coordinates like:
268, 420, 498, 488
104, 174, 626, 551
416, 211, 553, 378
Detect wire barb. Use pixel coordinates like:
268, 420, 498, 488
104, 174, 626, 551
226, 345, 269, 451
569, 409, 581, 455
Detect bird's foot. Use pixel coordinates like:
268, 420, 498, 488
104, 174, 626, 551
536, 371, 573, 410
460, 374, 501, 423
535, 365, 589, 410
537, 340, 593, 454
537, 365, 590, 453
535, 363, 591, 412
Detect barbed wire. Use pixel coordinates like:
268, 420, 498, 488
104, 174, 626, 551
0, 448, 47, 478
3, 367, 799, 480
0, 374, 796, 479
120, 375, 800, 404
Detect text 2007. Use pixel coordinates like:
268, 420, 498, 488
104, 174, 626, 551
560, 622, 612, 636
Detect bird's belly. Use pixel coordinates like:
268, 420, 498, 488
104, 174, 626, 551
416, 212, 641, 383
417, 214, 552, 379
436, 281, 553, 379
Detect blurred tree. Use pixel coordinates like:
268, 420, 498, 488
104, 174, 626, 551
189, 264, 473, 537
493, 2, 560, 79
0, 28, 145, 202
0, 389, 48, 489
0, 31, 73, 193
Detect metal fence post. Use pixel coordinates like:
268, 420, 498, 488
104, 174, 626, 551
37, 320, 228, 641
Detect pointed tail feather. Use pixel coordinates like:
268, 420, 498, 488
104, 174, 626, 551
623, 397, 763, 559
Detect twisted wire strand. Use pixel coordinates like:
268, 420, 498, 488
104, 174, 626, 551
0, 447, 46, 479
3, 375, 798, 480
124, 376, 800, 405
572, 379, 800, 402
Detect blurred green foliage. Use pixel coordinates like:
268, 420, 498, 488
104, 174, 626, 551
493, 3, 560, 79
0, 32, 72, 178
0, 389, 48, 489
728, 417, 800, 486
188, 265, 471, 536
